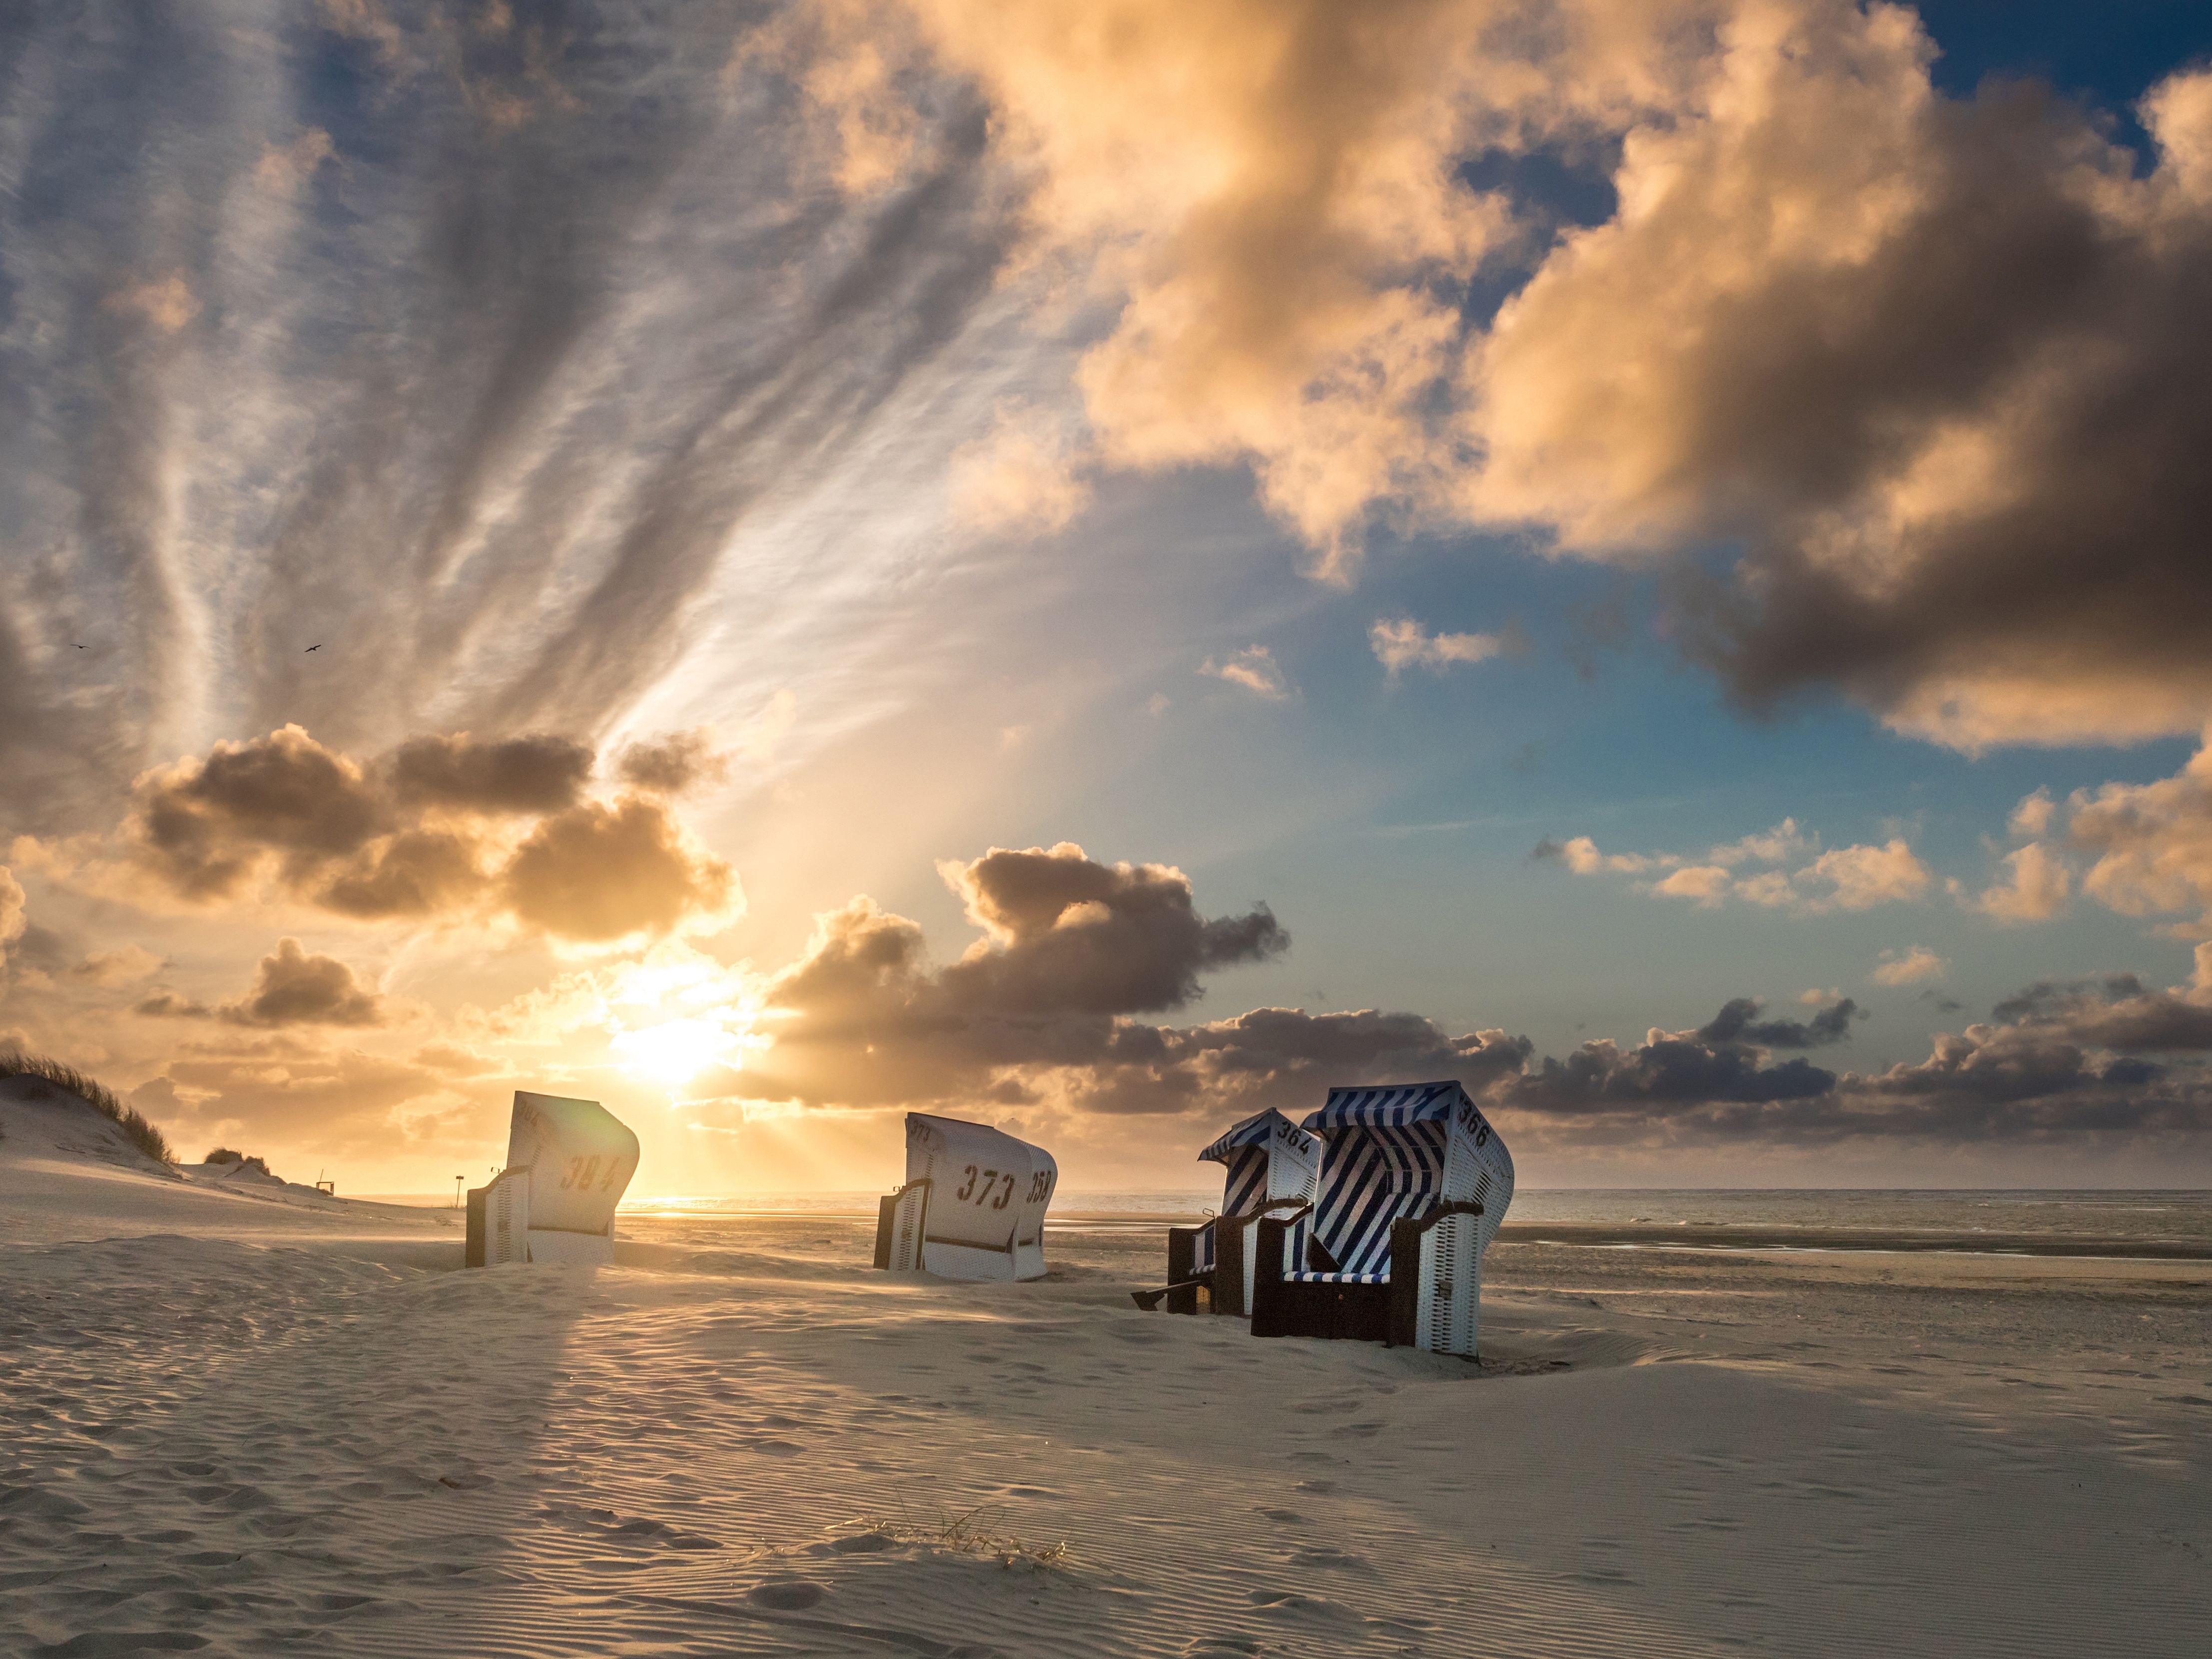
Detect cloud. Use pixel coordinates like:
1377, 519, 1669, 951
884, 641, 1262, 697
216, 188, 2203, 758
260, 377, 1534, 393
947, 404, 1092, 536
937, 842, 1288, 1014
137, 938, 389, 1028
1990, 970, 2212, 1053
0, 8, 1013, 833
733, 693, 800, 766
2070, 741, 2212, 922
0, 866, 24, 964
254, 128, 335, 197
1974, 841, 2071, 923
1200, 646, 1291, 701
1795, 839, 1930, 912
1696, 995, 1862, 1049
1464, 14, 2212, 750
68, 944, 165, 987
1545, 820, 1927, 913
2009, 789, 2057, 837
500, 796, 739, 943
779, 2, 2212, 739
616, 729, 731, 796
42, 726, 736, 943
136, 1033, 487, 1155
102, 274, 199, 334
388, 733, 594, 815
1873, 945, 1947, 986
1369, 618, 1511, 675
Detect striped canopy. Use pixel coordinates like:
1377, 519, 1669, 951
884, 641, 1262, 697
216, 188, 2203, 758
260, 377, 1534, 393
1301, 1080, 1473, 1132
1197, 1107, 1304, 1165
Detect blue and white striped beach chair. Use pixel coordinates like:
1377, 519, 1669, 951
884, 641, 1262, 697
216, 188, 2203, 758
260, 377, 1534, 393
1249, 1081, 1513, 1356
1153, 1108, 1321, 1315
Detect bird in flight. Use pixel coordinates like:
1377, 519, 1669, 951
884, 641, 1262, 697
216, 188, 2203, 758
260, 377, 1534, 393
72, 643, 85, 649
305, 644, 322, 652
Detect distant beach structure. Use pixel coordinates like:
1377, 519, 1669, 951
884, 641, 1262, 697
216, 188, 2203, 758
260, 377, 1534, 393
1138, 1107, 1320, 1315
873, 1113, 1057, 1280
1248, 1081, 1514, 1358
465, 1092, 639, 1267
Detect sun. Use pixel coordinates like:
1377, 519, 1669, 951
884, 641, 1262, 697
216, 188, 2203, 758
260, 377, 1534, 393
611, 1018, 731, 1086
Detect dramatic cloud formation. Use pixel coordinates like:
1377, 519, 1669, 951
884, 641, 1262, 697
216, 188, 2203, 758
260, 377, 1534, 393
139, 938, 390, 1029
1539, 820, 1929, 913
774, 0, 2212, 739
29, 726, 736, 944
1369, 618, 1514, 675
1988, 960, 2212, 1053
0, 2, 1011, 826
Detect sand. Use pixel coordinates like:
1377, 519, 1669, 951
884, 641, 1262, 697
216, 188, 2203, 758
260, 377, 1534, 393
4, 1089, 2208, 1657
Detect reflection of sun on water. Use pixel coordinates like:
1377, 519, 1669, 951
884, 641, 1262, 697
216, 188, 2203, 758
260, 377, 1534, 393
611, 1017, 731, 1085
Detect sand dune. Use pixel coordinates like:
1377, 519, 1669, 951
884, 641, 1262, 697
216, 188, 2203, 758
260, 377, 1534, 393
3, 1091, 2207, 1656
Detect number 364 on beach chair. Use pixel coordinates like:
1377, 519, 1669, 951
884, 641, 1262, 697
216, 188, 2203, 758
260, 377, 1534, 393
873, 1112, 1058, 1281
1249, 1081, 1513, 1358
1137, 1108, 1320, 1315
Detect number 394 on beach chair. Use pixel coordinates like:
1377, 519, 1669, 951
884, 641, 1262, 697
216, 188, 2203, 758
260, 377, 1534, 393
465, 1091, 640, 1268
873, 1112, 1058, 1281
1249, 1081, 1513, 1357
1143, 1108, 1320, 1315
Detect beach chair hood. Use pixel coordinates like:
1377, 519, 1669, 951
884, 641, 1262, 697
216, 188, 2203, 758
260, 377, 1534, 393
1299, 1082, 1513, 1274
1197, 1107, 1322, 1215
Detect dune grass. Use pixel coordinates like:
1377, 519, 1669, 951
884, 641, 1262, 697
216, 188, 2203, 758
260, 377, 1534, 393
0, 1046, 174, 1164
846, 1499, 1070, 1571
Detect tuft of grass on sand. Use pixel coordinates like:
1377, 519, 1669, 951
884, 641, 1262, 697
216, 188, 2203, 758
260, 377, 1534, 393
0, 1047, 174, 1164
844, 1499, 1070, 1571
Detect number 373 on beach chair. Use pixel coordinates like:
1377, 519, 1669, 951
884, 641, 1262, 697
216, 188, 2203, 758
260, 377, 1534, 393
1140, 1108, 1320, 1315
873, 1112, 1058, 1281
1248, 1081, 1514, 1358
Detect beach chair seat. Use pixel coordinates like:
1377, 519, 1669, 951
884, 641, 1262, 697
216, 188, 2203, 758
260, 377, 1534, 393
1157, 1108, 1321, 1314
1249, 1082, 1512, 1357
873, 1113, 1057, 1281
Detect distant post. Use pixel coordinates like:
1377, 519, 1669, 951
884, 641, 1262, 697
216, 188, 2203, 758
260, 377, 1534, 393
453, 1175, 463, 1210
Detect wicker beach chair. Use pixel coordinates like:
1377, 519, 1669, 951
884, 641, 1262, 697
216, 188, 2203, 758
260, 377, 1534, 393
465, 1091, 640, 1267
1151, 1108, 1321, 1315
1248, 1081, 1513, 1357
873, 1112, 1058, 1281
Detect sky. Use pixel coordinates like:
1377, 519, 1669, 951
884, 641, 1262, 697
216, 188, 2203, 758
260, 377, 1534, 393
6, 0, 2212, 1195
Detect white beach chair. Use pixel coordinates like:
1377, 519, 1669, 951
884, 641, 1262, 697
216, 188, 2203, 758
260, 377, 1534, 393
1249, 1081, 1513, 1357
465, 1091, 640, 1267
1146, 1108, 1320, 1315
873, 1112, 1058, 1281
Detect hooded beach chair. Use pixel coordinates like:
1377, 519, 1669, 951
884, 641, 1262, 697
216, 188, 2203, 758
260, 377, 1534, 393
465, 1091, 640, 1267
1149, 1108, 1320, 1315
873, 1112, 1058, 1281
1248, 1081, 1513, 1357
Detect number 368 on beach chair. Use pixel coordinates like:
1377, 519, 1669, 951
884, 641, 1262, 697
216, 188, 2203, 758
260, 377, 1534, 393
1141, 1108, 1320, 1315
1249, 1081, 1513, 1358
873, 1112, 1058, 1281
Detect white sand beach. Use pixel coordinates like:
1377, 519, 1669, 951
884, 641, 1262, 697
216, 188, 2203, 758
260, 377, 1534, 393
4, 1083, 2208, 1658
